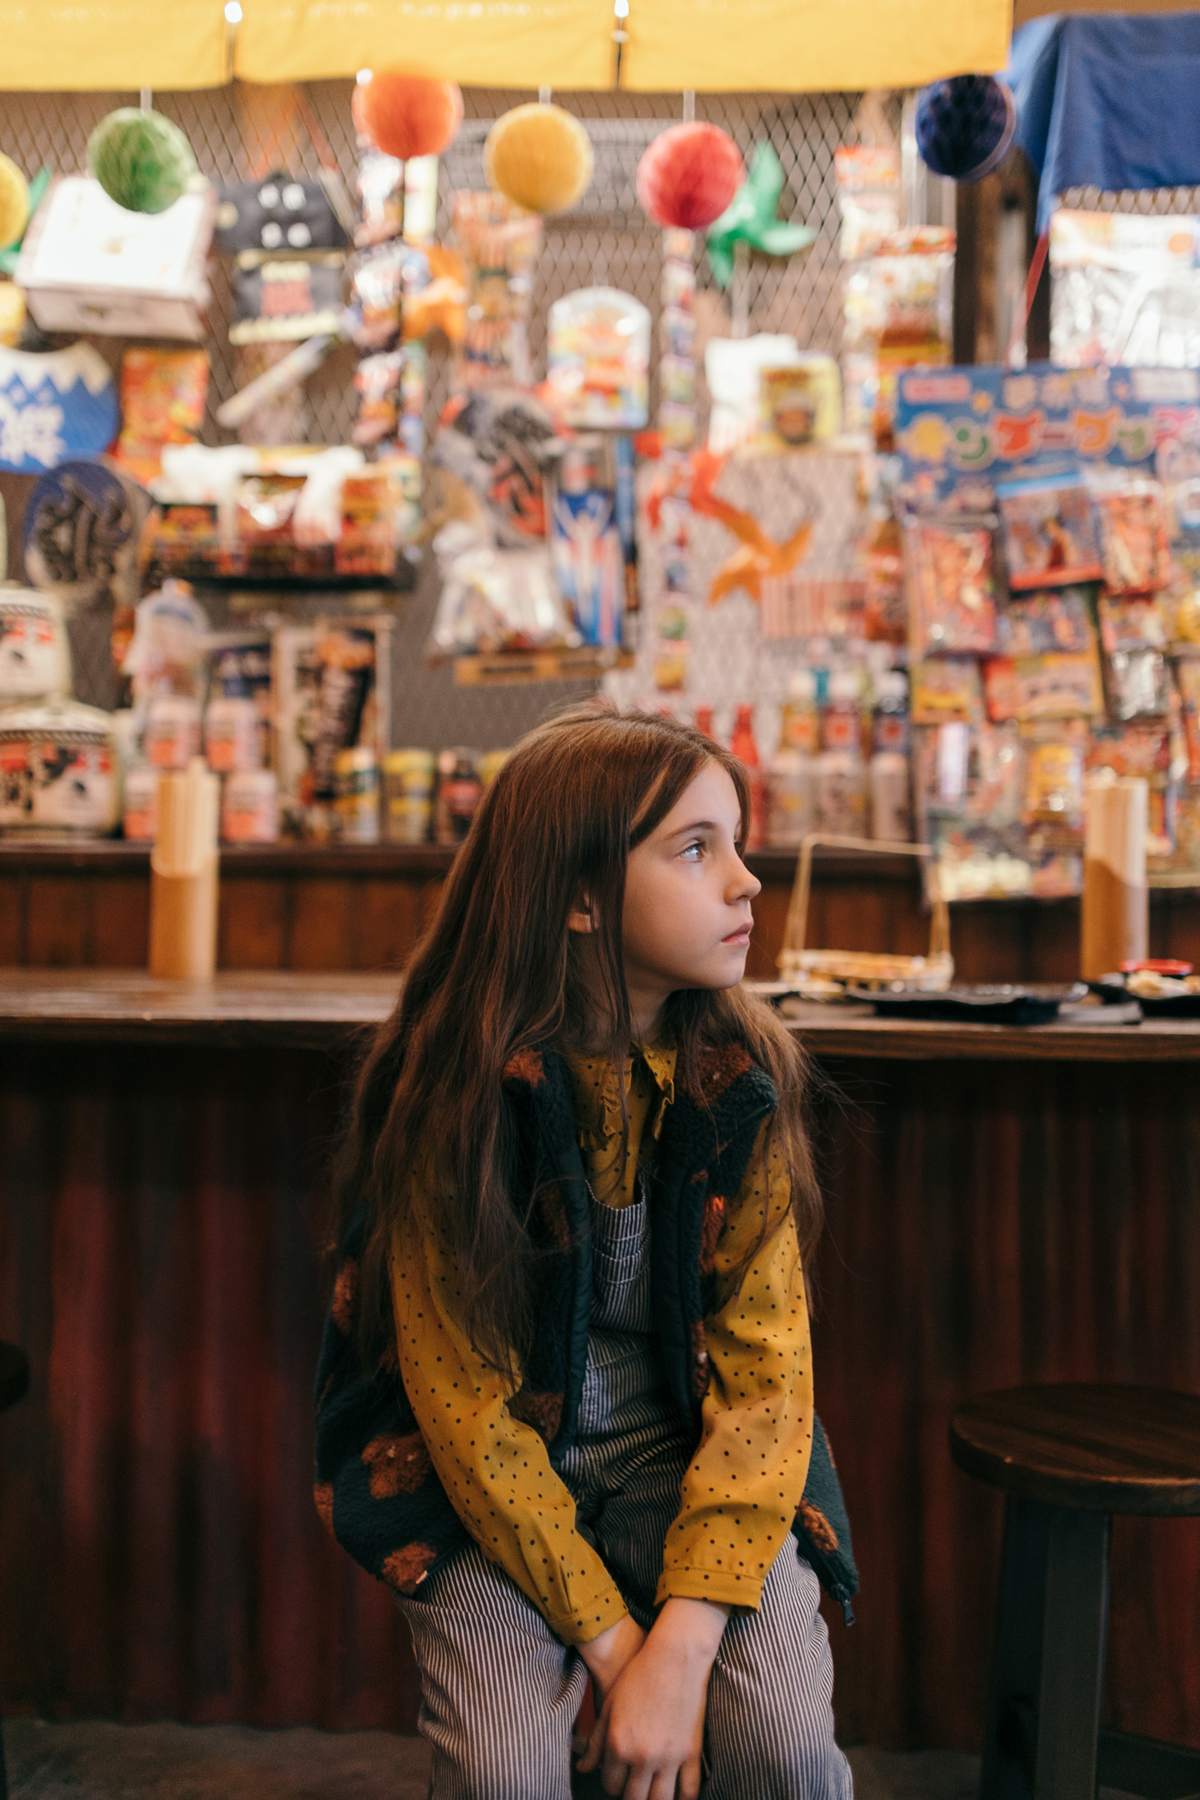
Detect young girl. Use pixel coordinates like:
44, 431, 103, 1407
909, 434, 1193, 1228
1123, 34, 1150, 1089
316, 707, 856, 1800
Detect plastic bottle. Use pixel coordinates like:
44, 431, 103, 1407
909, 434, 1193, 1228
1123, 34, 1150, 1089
767, 671, 816, 848
814, 668, 867, 837
730, 703, 766, 850
869, 669, 913, 842
694, 704, 715, 740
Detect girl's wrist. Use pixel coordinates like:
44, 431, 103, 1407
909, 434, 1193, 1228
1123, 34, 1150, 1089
651, 1595, 731, 1666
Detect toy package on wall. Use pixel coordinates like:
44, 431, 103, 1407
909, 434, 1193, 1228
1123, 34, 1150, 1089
1050, 210, 1200, 370
272, 615, 391, 838
996, 474, 1104, 589
905, 516, 998, 655
545, 287, 650, 430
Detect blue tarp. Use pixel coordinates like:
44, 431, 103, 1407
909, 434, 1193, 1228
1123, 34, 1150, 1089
1008, 13, 1200, 229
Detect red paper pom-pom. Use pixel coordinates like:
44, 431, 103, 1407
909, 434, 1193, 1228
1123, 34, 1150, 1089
359, 73, 464, 161
636, 123, 745, 230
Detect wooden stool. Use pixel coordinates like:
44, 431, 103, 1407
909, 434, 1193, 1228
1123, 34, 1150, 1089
951, 1384, 1200, 1800
0, 1344, 28, 1800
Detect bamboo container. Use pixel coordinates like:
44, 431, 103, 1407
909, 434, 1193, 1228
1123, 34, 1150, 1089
1080, 774, 1148, 981
149, 758, 220, 981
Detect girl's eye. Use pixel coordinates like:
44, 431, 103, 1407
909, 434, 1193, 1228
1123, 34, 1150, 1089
680, 839, 705, 861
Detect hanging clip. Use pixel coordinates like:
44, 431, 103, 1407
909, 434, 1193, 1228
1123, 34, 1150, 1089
612, 0, 629, 87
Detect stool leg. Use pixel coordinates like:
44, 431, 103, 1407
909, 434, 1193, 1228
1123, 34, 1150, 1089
981, 1496, 1052, 1800
1033, 1510, 1110, 1800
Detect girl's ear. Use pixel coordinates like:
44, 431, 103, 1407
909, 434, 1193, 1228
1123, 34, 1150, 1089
567, 891, 598, 935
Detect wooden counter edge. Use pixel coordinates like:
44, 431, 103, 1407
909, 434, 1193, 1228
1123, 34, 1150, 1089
0, 974, 1195, 1058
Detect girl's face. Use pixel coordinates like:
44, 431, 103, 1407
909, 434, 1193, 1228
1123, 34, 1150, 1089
620, 760, 761, 1033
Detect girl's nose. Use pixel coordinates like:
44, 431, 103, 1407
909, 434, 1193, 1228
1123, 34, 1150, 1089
730, 856, 761, 902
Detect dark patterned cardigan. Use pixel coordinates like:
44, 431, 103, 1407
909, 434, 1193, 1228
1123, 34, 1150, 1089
314, 1038, 859, 1621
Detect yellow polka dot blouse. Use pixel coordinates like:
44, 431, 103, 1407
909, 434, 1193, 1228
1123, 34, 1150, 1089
389, 1043, 814, 1645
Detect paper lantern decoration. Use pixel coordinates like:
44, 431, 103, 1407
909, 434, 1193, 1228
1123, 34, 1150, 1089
0, 156, 29, 252
484, 104, 593, 216
915, 75, 1016, 184
87, 108, 197, 214
358, 73, 463, 161
637, 123, 745, 231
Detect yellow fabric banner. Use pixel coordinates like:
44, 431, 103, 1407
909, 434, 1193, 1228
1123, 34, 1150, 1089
234, 1, 616, 89
0, 0, 1011, 92
0, 0, 229, 90
622, 0, 1013, 92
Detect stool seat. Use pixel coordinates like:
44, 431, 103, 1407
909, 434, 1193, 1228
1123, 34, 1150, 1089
0, 1344, 27, 1416
950, 1383, 1200, 1517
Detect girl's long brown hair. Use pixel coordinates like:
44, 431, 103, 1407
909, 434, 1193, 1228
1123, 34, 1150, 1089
333, 704, 823, 1370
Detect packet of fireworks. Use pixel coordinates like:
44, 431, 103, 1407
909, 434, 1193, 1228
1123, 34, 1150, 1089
905, 514, 998, 656
909, 656, 982, 724
1088, 470, 1171, 594
996, 473, 1103, 590
997, 585, 1095, 657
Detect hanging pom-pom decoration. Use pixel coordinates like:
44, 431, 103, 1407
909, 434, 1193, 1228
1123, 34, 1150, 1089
636, 123, 745, 231
0, 156, 30, 252
484, 104, 594, 216
914, 75, 1016, 184
357, 72, 463, 162
87, 108, 197, 214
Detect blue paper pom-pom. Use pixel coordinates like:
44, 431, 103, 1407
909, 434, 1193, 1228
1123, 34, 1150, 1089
915, 75, 1016, 184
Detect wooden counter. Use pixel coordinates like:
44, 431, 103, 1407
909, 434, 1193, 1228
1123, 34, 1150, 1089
1, 971, 1199, 1755
0, 968, 1197, 1061
6, 837, 1200, 984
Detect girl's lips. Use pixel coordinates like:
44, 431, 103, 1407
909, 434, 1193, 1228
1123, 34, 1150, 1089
722, 923, 752, 943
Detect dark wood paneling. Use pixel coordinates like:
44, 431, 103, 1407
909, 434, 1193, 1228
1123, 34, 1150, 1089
218, 878, 290, 970
289, 879, 354, 971
0, 874, 24, 964
25, 877, 91, 966
355, 879, 423, 972
89, 877, 151, 968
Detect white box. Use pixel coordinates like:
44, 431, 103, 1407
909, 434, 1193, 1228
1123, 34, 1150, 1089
16, 175, 215, 342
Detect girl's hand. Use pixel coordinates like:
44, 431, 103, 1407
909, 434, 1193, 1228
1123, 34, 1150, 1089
578, 1611, 646, 1702
577, 1597, 728, 1799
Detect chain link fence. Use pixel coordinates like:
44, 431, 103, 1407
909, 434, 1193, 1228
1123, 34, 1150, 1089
2, 81, 873, 749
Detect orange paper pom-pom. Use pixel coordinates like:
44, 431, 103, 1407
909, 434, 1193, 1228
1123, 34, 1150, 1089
636, 123, 745, 230
359, 73, 463, 161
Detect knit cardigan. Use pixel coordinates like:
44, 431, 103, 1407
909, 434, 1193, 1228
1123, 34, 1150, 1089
314, 1038, 859, 1621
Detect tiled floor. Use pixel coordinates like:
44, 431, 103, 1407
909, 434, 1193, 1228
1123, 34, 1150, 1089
5, 1719, 985, 1800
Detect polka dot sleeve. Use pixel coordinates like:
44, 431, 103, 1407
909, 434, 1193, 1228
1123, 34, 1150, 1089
656, 1120, 814, 1614
389, 1203, 629, 1646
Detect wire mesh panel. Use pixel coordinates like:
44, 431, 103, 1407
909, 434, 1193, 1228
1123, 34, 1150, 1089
0, 81, 869, 747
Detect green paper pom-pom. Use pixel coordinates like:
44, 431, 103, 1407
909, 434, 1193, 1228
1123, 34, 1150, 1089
87, 108, 197, 215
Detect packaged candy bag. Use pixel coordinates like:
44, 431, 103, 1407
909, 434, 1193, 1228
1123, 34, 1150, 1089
546, 287, 650, 430
906, 516, 998, 655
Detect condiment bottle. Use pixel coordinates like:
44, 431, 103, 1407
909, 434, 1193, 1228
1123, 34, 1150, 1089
435, 748, 483, 845
869, 669, 912, 842
814, 668, 867, 837
767, 670, 816, 849
694, 704, 715, 740
730, 703, 766, 850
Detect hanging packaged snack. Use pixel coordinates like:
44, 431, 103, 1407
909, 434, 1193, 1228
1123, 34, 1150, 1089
451, 191, 542, 391
427, 532, 574, 657
431, 386, 558, 549
909, 655, 982, 724
905, 515, 998, 656
111, 347, 210, 487
998, 585, 1095, 657
217, 170, 349, 257
1091, 473, 1171, 594
547, 436, 624, 647
1010, 650, 1104, 721
1175, 657, 1200, 781
758, 357, 842, 451
1020, 721, 1087, 830
545, 287, 650, 430
1104, 647, 1172, 721
996, 473, 1104, 590
229, 254, 345, 345
834, 144, 900, 263
356, 152, 406, 249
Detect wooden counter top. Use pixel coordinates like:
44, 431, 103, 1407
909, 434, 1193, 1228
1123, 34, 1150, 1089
0, 969, 1196, 1058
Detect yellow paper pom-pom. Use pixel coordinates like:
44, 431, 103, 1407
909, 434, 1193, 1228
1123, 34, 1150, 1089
483, 104, 593, 216
0, 156, 30, 252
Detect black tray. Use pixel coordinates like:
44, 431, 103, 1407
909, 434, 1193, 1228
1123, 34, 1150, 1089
847, 983, 1089, 1025
1093, 976, 1200, 1017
